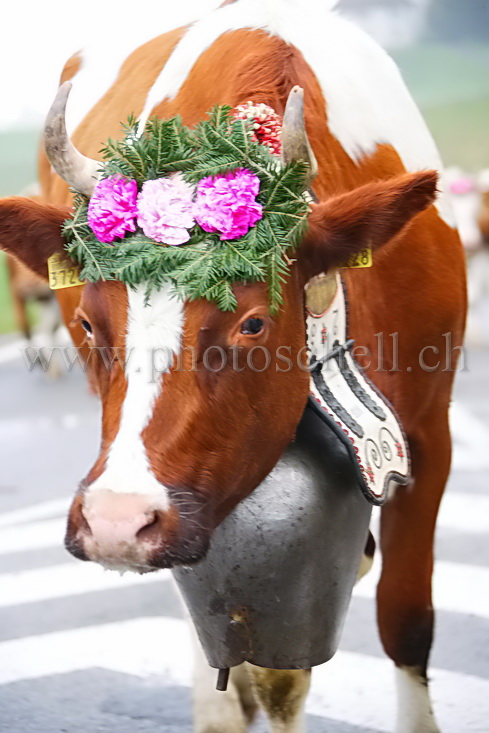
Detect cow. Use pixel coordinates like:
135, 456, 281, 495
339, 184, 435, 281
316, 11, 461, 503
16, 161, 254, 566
5, 255, 47, 339
0, 1, 466, 731
443, 167, 489, 345
3, 183, 62, 361
478, 170, 489, 243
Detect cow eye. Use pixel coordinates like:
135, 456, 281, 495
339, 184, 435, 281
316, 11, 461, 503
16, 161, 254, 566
240, 317, 264, 335
81, 319, 93, 337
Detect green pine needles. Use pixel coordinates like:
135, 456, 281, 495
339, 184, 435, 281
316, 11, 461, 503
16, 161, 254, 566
62, 106, 311, 313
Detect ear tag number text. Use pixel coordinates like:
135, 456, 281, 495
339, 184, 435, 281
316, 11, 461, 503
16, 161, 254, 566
342, 248, 372, 269
47, 253, 84, 290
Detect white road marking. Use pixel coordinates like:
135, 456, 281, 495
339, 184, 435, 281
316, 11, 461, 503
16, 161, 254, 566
309, 648, 489, 733
0, 518, 66, 554
354, 553, 489, 620
0, 616, 190, 687
0, 562, 170, 608
0, 498, 70, 528
0, 616, 487, 732
2, 486, 487, 556
0, 547, 488, 619
370, 489, 489, 538
450, 401, 489, 471
438, 491, 489, 534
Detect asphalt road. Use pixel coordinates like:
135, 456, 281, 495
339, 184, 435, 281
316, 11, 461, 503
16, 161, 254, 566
0, 336, 488, 732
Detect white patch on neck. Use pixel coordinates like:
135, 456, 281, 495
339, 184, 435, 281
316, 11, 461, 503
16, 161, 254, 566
86, 283, 184, 502
139, 0, 453, 226
395, 666, 441, 733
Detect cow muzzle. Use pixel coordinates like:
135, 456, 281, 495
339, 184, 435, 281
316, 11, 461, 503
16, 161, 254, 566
65, 489, 210, 572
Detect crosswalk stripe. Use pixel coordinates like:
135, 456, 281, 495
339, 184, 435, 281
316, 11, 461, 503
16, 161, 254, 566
0, 498, 70, 528
437, 491, 489, 534
1, 552, 488, 621
450, 401, 489, 471
0, 617, 189, 687
369, 490, 489, 536
0, 562, 171, 608
0, 616, 487, 732
309, 647, 489, 732
0, 518, 66, 554
1, 489, 488, 555
354, 554, 489, 619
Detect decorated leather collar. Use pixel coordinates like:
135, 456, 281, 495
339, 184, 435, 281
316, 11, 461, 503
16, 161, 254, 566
306, 272, 410, 504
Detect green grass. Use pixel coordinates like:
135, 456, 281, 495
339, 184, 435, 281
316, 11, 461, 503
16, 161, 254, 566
0, 129, 41, 334
0, 129, 40, 197
0, 253, 17, 333
0, 253, 38, 334
393, 43, 489, 109
392, 42, 489, 170
423, 97, 489, 170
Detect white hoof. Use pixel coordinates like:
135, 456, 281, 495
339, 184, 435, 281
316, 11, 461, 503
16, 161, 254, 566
395, 666, 441, 733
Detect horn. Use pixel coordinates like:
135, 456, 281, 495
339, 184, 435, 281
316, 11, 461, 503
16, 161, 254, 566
281, 86, 318, 185
43, 81, 100, 197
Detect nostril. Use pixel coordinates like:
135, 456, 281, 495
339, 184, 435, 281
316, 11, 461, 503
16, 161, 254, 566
65, 496, 92, 561
78, 509, 93, 538
136, 511, 160, 542
69, 497, 92, 538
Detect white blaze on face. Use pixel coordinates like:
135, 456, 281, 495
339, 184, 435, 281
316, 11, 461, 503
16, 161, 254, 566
86, 283, 184, 504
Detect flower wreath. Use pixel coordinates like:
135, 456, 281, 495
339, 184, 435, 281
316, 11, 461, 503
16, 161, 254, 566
62, 104, 310, 313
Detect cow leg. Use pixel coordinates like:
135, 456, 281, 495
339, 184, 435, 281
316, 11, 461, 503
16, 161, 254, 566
246, 666, 311, 733
36, 296, 63, 379
357, 530, 376, 582
377, 411, 451, 733
11, 293, 31, 339
192, 630, 257, 732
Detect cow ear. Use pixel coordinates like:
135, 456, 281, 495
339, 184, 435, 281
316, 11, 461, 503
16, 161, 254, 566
0, 197, 73, 280
298, 171, 438, 281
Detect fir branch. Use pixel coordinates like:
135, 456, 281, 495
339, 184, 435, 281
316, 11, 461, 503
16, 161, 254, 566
67, 227, 106, 281
225, 242, 265, 279
63, 105, 310, 312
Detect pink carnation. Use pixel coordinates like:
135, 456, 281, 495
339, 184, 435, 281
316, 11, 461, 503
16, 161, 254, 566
449, 177, 475, 196
194, 169, 263, 241
137, 175, 195, 245
87, 176, 138, 243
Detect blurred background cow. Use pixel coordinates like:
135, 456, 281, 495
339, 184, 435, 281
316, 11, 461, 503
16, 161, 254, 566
444, 166, 489, 345
5, 183, 61, 344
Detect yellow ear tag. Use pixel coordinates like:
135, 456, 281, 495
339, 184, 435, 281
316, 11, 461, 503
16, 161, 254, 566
341, 248, 372, 269
47, 253, 84, 290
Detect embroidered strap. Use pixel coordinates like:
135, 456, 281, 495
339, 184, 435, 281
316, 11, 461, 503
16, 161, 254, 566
306, 273, 410, 505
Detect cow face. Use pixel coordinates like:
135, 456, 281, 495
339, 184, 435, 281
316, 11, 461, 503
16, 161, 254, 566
65, 273, 310, 572
1, 83, 438, 571
0, 169, 437, 572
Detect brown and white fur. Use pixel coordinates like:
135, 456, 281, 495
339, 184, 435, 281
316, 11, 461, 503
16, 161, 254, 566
0, 1, 466, 731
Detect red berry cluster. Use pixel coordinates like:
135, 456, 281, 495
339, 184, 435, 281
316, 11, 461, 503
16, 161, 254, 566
233, 101, 282, 156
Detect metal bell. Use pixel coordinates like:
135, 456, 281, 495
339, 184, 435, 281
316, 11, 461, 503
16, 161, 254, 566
172, 400, 372, 678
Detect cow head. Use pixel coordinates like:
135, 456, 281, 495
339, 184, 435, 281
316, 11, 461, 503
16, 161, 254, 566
0, 87, 438, 573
